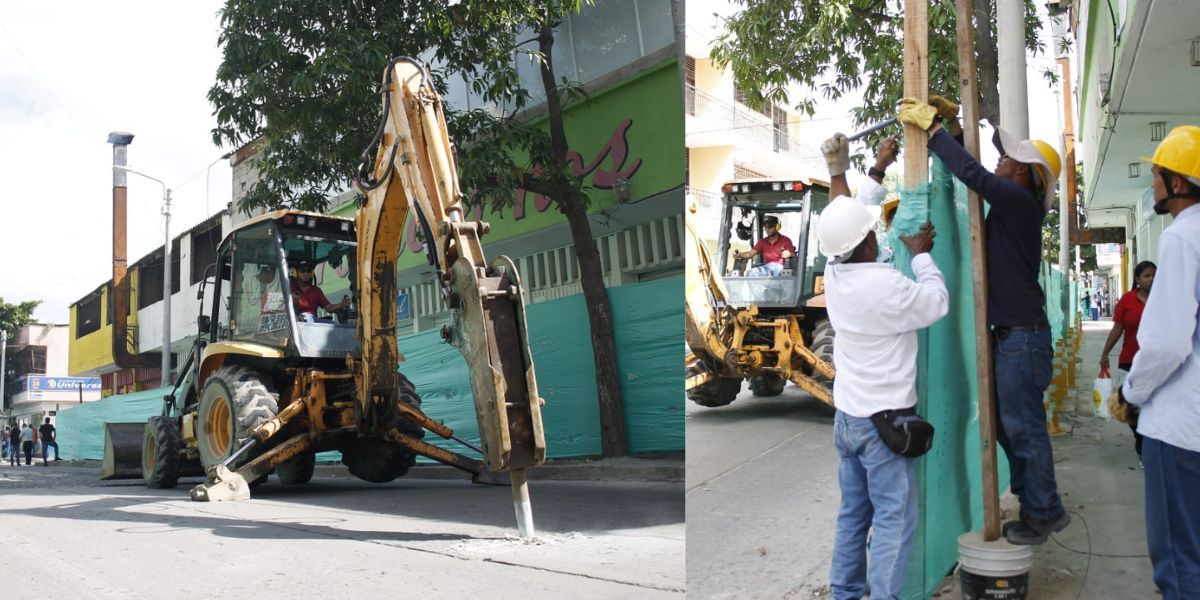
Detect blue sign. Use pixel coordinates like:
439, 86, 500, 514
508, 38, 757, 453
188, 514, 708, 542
27, 376, 102, 392
396, 293, 411, 321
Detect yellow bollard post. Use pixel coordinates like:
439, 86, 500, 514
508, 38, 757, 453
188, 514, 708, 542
1045, 352, 1067, 434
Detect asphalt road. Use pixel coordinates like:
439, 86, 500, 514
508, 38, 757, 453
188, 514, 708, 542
686, 380, 840, 599
0, 463, 683, 599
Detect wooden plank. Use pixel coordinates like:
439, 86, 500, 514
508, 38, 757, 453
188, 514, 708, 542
956, 0, 1001, 542
903, 0, 930, 184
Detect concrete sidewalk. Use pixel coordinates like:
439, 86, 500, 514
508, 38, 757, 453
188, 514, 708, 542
939, 319, 1156, 598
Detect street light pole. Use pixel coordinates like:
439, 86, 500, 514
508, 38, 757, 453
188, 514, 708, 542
112, 164, 173, 388
161, 187, 173, 388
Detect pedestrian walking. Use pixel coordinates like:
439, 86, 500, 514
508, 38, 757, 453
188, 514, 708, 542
1099, 260, 1156, 458
19, 422, 34, 466
898, 95, 1071, 545
1119, 125, 1200, 600
38, 418, 59, 464
818, 133, 948, 600
8, 425, 19, 466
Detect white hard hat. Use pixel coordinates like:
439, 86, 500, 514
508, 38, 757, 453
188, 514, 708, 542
817, 196, 882, 258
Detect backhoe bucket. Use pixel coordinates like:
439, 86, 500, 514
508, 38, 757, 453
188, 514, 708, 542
100, 422, 144, 480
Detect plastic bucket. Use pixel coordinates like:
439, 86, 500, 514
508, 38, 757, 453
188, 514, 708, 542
957, 531, 1033, 600
959, 568, 1029, 600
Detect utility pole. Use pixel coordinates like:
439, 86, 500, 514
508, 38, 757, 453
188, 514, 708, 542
1054, 12, 1075, 331
161, 188, 173, 388
997, 0, 1030, 136
108, 145, 174, 389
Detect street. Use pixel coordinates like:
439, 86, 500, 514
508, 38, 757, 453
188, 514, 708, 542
685, 383, 838, 599
0, 464, 684, 599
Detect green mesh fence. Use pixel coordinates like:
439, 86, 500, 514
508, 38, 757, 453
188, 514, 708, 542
55, 278, 684, 463
890, 159, 1015, 599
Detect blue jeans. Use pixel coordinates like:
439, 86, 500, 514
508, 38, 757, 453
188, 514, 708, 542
1143, 437, 1200, 599
747, 262, 783, 277
993, 327, 1064, 521
830, 410, 917, 600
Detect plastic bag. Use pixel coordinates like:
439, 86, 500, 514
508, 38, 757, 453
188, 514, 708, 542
1093, 368, 1113, 420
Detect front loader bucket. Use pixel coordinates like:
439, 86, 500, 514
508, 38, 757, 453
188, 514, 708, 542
100, 422, 144, 480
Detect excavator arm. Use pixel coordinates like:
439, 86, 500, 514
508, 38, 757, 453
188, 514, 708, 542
349, 57, 545, 536
353, 57, 545, 480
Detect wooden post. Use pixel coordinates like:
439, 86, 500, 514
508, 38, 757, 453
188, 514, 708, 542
957, 0, 1001, 542
903, 0, 929, 184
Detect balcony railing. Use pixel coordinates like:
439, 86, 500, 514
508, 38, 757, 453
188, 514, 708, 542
686, 84, 820, 161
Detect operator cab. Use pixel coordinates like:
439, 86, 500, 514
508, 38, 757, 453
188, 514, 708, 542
717, 179, 831, 310
203, 211, 360, 360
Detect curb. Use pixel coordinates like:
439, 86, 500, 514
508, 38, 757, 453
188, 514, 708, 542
54, 454, 684, 484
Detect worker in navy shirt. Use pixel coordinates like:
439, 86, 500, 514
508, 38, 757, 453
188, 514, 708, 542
898, 96, 1068, 545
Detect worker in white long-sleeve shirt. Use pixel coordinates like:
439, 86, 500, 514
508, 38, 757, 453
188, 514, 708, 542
817, 133, 950, 600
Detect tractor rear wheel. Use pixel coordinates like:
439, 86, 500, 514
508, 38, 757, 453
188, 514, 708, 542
142, 416, 181, 489
275, 450, 316, 485
749, 374, 787, 397
809, 317, 835, 382
341, 373, 425, 483
196, 365, 279, 471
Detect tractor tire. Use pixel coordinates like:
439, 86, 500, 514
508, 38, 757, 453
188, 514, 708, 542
275, 450, 316, 485
142, 416, 181, 489
748, 374, 787, 397
809, 317, 835, 382
687, 377, 743, 407
196, 365, 279, 471
341, 373, 425, 484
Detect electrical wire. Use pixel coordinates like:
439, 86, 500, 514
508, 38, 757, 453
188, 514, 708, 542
1049, 509, 1150, 600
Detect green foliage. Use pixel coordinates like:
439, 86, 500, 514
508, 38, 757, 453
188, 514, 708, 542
209, 0, 587, 215
0, 297, 40, 339
710, 0, 1046, 132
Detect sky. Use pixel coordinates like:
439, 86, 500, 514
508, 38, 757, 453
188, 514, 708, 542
0, 1, 233, 324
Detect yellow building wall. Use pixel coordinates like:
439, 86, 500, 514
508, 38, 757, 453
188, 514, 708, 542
68, 267, 142, 377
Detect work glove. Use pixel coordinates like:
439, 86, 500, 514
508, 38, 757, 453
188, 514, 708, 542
897, 98, 939, 131
929, 95, 960, 122
820, 133, 851, 177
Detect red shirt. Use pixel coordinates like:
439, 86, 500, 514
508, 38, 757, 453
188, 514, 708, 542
1113, 290, 1146, 366
752, 234, 796, 265
291, 283, 331, 314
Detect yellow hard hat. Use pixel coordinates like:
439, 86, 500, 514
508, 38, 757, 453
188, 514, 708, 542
1031, 140, 1062, 181
1140, 125, 1200, 180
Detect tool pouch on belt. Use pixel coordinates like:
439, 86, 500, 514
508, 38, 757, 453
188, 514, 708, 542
870, 408, 935, 458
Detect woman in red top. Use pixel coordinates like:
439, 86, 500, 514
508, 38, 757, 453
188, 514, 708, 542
1099, 260, 1156, 457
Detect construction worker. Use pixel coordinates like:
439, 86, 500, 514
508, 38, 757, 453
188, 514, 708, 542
733, 215, 794, 277
1118, 125, 1200, 599
897, 96, 1069, 545
817, 138, 949, 600
822, 133, 899, 260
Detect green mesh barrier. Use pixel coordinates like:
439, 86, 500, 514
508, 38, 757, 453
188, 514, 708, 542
54, 386, 168, 460
55, 278, 685, 464
407, 277, 685, 460
1040, 263, 1068, 342
890, 159, 1014, 600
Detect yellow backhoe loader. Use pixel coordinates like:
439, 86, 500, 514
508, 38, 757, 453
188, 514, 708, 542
685, 179, 837, 408
102, 58, 545, 532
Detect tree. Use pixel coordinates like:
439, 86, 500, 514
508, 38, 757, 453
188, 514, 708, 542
710, 0, 1045, 136
209, 0, 633, 456
0, 297, 40, 339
